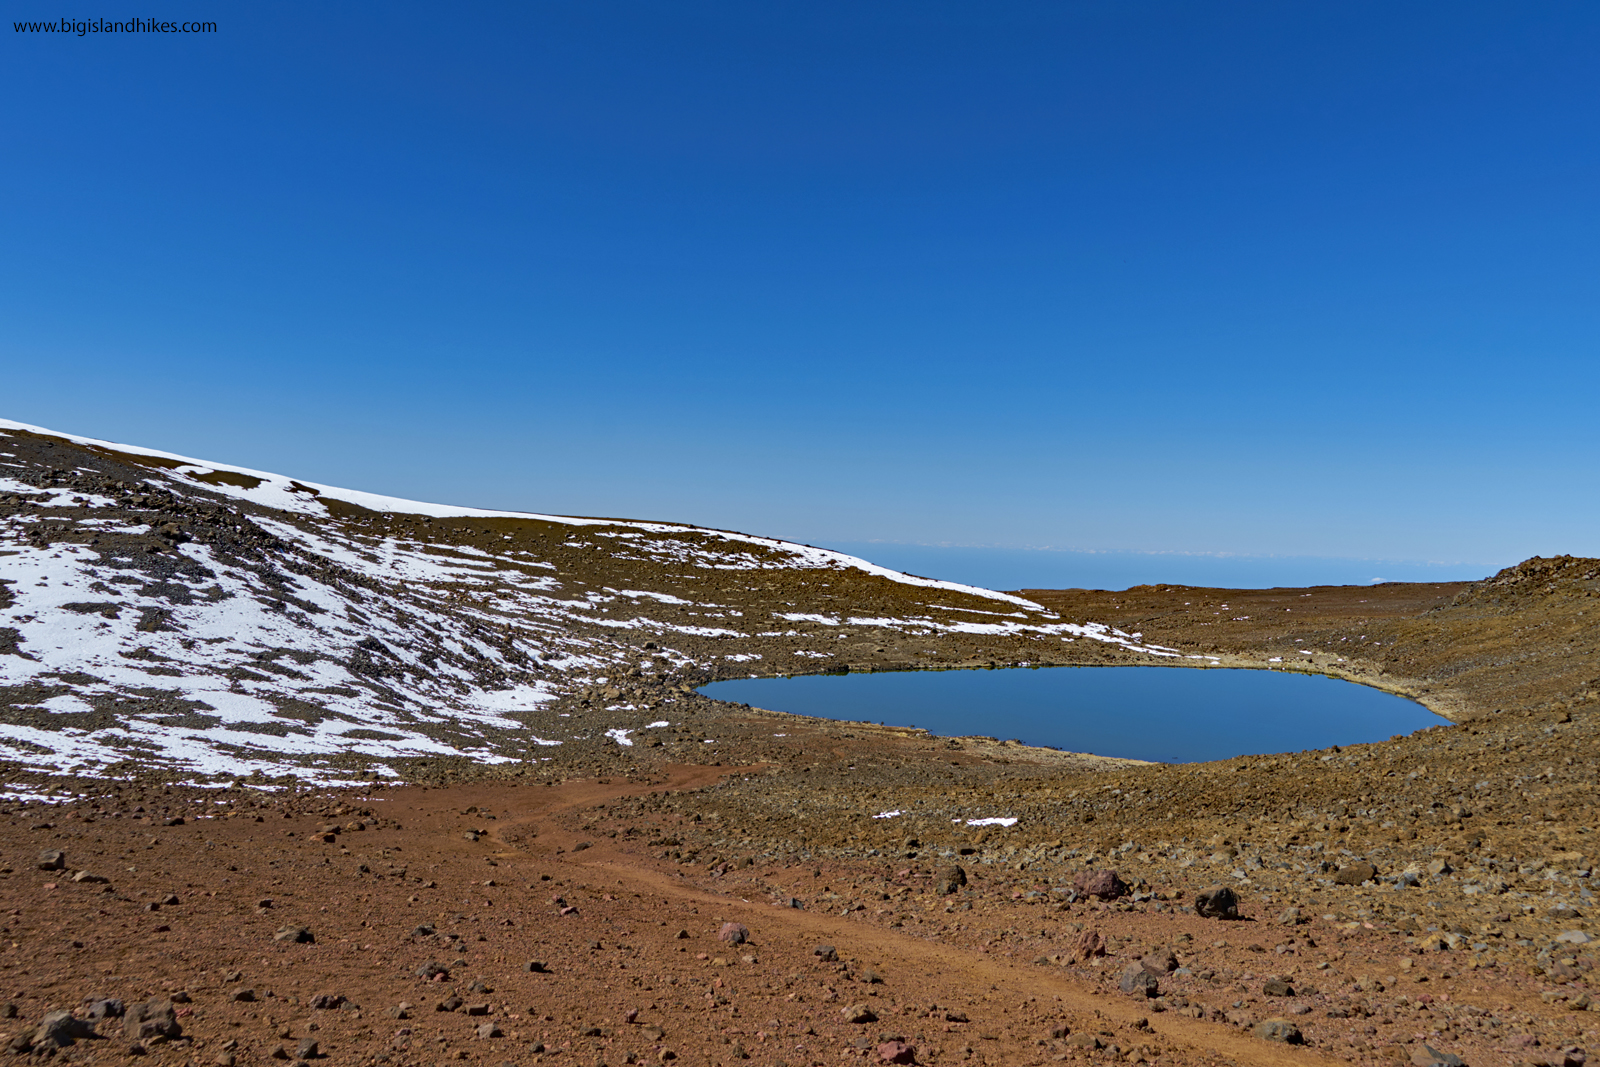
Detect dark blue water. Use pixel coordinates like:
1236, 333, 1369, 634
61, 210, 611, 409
700, 666, 1448, 763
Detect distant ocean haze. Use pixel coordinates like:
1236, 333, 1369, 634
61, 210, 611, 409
815, 543, 1495, 593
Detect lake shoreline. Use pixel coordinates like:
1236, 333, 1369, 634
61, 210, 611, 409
702, 662, 1445, 765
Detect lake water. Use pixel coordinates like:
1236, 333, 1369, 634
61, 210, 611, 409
700, 666, 1448, 764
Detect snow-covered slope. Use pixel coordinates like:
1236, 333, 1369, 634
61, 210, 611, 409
0, 419, 1182, 786
0, 419, 1044, 607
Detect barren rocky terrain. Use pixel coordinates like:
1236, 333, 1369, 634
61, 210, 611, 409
2, 420, 1597, 1067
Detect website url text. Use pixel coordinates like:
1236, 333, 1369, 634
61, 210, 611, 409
15, 17, 217, 35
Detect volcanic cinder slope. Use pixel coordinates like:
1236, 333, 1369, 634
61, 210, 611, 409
2, 418, 1598, 1067
0, 418, 1179, 786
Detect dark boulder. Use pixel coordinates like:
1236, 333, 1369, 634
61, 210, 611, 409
1118, 963, 1159, 998
32, 1012, 96, 1048
935, 865, 967, 895
1253, 1019, 1303, 1044
1194, 885, 1240, 920
123, 999, 181, 1043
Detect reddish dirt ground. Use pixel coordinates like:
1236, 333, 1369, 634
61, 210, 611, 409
4, 758, 1593, 1067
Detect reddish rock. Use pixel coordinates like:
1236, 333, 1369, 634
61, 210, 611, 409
1070, 930, 1106, 961
1072, 870, 1128, 900
878, 1040, 915, 1064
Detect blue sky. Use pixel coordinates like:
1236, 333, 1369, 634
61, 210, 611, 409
5, 2, 1598, 587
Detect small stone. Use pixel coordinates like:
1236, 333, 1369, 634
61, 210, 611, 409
476, 1022, 502, 1039
842, 1003, 877, 1024
935, 865, 968, 895
718, 922, 749, 944
37, 849, 66, 871
814, 944, 838, 962
269, 1045, 290, 1060
309, 993, 345, 1010
415, 961, 449, 979
1419, 932, 1458, 952
1276, 906, 1302, 926
1252, 1018, 1303, 1044
1141, 946, 1177, 973
877, 1039, 915, 1064
296, 1039, 319, 1060
436, 996, 463, 1013
231, 988, 256, 1003
1072, 870, 1129, 900
123, 1000, 181, 1043
72, 869, 109, 884
83, 997, 125, 1020
524, 960, 549, 973
1262, 978, 1294, 997
273, 925, 314, 943
1556, 930, 1592, 944
1194, 885, 1240, 920
32, 1011, 95, 1048
466, 1003, 490, 1017
1334, 862, 1379, 885
1118, 962, 1159, 998
1070, 929, 1106, 960
1408, 1043, 1466, 1067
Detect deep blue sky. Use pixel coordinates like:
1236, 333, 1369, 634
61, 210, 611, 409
5, 2, 1598, 586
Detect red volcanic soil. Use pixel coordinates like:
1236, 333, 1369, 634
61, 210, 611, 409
4, 746, 1595, 1067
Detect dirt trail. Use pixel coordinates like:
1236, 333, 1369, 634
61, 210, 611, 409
485, 774, 1347, 1067
3, 766, 1591, 1067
